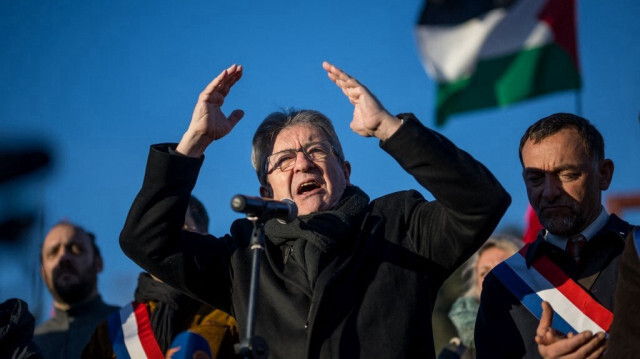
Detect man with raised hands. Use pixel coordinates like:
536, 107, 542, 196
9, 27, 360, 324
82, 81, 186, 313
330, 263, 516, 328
120, 62, 509, 358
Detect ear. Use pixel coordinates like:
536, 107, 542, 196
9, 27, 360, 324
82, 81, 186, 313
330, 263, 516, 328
598, 159, 614, 190
40, 265, 45, 278
342, 161, 351, 185
95, 256, 104, 273
260, 184, 273, 198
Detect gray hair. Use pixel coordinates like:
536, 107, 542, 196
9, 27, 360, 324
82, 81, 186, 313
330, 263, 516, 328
462, 235, 522, 300
519, 113, 605, 165
251, 109, 345, 186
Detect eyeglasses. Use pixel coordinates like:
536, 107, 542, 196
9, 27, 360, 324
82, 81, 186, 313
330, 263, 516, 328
266, 140, 334, 174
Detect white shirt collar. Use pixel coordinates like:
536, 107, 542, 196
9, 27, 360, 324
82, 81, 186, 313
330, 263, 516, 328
545, 207, 609, 250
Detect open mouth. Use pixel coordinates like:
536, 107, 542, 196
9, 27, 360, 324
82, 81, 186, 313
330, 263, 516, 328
297, 180, 321, 195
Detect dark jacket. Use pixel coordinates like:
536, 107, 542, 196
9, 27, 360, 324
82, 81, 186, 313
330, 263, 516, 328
120, 115, 510, 358
475, 215, 631, 359
605, 230, 640, 359
33, 295, 118, 359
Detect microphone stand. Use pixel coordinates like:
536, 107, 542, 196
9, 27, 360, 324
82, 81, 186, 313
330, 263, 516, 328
234, 215, 269, 359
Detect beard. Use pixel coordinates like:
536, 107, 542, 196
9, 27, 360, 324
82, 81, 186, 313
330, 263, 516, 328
49, 261, 98, 305
538, 211, 581, 236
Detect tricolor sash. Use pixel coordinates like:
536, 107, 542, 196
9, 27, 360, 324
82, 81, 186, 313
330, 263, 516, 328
107, 301, 164, 359
492, 244, 613, 335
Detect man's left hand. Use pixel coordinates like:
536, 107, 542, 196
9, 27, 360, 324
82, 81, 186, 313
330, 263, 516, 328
322, 61, 401, 141
536, 301, 607, 359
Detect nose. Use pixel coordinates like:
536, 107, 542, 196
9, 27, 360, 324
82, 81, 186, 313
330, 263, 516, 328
57, 246, 73, 263
293, 150, 315, 172
541, 175, 562, 201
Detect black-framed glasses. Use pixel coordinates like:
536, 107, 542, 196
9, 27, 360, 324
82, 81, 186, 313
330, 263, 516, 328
266, 140, 334, 174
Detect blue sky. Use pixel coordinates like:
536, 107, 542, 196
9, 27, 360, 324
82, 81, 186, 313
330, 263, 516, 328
1, 0, 639, 322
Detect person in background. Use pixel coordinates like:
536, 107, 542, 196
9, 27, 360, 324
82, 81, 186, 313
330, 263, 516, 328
475, 113, 634, 358
438, 235, 521, 359
34, 221, 118, 359
82, 195, 238, 358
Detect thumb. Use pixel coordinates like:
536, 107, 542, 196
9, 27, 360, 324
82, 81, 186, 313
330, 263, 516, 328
227, 109, 244, 127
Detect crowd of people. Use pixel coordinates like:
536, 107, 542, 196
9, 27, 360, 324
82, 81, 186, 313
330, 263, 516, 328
0, 62, 638, 359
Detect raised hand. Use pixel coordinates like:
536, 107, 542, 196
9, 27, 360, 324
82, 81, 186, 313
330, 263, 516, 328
536, 301, 607, 359
176, 64, 245, 157
322, 61, 401, 141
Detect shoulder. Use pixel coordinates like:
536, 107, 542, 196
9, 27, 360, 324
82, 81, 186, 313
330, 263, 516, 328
478, 269, 518, 308
604, 214, 633, 240
33, 318, 58, 335
95, 299, 119, 316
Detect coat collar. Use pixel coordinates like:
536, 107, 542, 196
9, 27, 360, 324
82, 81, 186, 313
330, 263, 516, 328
525, 214, 630, 267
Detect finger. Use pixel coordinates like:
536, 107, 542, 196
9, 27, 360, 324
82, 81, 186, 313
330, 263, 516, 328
535, 327, 563, 346
203, 64, 236, 93
585, 344, 606, 359
535, 333, 548, 345
556, 331, 594, 354
541, 332, 594, 358
537, 302, 554, 336
323, 61, 355, 85
322, 61, 341, 77
201, 64, 241, 98
328, 72, 362, 98
588, 336, 608, 359
227, 109, 244, 127
220, 65, 243, 97
576, 332, 606, 359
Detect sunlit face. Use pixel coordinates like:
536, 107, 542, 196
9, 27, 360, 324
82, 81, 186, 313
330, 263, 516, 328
476, 247, 511, 294
40, 223, 101, 306
262, 124, 351, 216
521, 128, 613, 236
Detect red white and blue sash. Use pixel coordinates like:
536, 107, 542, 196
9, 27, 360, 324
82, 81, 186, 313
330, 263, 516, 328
492, 244, 613, 335
107, 301, 164, 359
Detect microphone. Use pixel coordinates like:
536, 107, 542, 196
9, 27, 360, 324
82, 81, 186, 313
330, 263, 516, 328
231, 194, 298, 223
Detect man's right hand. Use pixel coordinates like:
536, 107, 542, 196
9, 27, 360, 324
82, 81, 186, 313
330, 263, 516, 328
176, 64, 245, 157
536, 301, 607, 359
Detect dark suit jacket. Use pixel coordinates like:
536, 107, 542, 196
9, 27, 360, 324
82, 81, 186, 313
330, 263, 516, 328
475, 215, 631, 359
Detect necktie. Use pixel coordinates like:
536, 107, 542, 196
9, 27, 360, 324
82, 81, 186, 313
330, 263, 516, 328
566, 234, 586, 263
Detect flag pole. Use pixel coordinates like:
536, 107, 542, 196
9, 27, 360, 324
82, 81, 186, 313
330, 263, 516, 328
575, 89, 583, 117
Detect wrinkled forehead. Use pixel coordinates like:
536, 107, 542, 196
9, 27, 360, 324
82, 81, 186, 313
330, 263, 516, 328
271, 124, 330, 154
523, 128, 592, 162
42, 224, 89, 251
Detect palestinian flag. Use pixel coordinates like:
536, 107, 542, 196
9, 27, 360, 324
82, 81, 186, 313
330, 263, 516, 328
415, 0, 581, 126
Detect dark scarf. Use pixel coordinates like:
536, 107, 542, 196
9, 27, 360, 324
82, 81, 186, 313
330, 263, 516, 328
134, 272, 204, 352
264, 185, 370, 295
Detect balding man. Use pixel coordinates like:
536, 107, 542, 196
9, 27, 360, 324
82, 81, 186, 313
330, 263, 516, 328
34, 222, 117, 359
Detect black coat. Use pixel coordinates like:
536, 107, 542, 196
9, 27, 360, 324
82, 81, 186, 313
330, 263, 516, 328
605, 229, 640, 359
120, 115, 510, 358
475, 215, 631, 359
